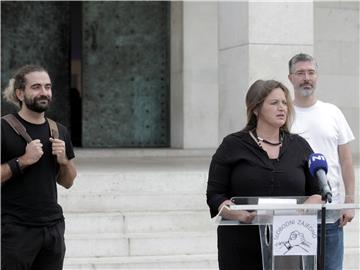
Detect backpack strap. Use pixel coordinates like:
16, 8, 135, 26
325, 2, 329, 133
2, 114, 32, 143
47, 118, 59, 139
2, 114, 60, 142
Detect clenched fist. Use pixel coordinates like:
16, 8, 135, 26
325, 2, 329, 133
49, 138, 68, 165
21, 139, 44, 166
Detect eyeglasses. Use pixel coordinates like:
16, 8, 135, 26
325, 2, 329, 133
292, 70, 317, 78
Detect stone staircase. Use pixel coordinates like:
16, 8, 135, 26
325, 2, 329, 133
59, 149, 359, 269
59, 149, 218, 269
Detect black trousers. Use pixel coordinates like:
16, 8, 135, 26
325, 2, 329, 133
1, 220, 66, 270
217, 225, 302, 270
218, 225, 263, 270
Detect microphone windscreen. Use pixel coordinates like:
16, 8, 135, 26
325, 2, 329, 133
308, 153, 328, 176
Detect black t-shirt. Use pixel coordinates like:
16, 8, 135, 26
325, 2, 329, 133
206, 130, 321, 218
1, 113, 75, 226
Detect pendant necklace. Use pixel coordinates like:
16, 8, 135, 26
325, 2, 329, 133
250, 129, 283, 148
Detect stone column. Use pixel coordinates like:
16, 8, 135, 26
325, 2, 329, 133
314, 2, 359, 156
170, 1, 219, 148
218, 1, 314, 140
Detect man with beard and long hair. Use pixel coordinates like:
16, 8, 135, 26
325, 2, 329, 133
288, 53, 355, 270
1, 64, 77, 270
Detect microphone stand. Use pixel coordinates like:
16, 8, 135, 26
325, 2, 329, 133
318, 193, 331, 270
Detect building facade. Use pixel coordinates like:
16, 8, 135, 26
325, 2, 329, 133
1, 1, 359, 155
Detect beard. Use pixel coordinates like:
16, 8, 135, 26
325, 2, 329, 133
298, 88, 314, 97
24, 95, 51, 113
296, 82, 315, 97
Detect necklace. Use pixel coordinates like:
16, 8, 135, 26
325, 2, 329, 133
250, 130, 283, 147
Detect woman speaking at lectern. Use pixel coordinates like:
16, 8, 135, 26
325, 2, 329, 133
206, 79, 322, 269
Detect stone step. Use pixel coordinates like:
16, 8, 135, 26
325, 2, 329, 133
63, 254, 218, 269
74, 148, 215, 159
65, 212, 125, 234
62, 170, 208, 195
63, 248, 358, 270
59, 193, 208, 212
65, 211, 214, 234
60, 151, 358, 269
64, 208, 359, 234
65, 231, 217, 258
124, 210, 214, 234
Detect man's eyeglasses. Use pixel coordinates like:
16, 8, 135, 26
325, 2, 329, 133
292, 70, 317, 78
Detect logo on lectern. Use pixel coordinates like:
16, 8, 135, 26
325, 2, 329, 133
273, 215, 317, 256
275, 230, 312, 255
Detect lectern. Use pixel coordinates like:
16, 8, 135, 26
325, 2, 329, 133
215, 196, 359, 270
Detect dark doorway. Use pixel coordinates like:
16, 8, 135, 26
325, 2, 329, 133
70, 1, 82, 147
81, 1, 170, 147
1, 1, 170, 148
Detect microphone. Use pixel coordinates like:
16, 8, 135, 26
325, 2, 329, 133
308, 153, 332, 203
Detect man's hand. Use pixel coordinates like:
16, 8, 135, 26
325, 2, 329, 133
49, 138, 68, 165
339, 209, 355, 227
19, 139, 44, 166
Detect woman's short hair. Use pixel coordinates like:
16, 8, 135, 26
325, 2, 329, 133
243, 79, 294, 132
2, 64, 47, 108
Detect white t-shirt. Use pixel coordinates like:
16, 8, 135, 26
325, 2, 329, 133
291, 100, 355, 203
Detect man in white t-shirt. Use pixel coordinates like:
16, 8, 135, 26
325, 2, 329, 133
288, 53, 355, 270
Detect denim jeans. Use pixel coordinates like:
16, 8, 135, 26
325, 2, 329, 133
318, 220, 344, 270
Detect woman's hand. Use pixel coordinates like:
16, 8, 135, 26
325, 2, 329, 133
218, 199, 256, 223
303, 194, 322, 204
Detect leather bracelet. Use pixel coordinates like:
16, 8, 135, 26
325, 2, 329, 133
8, 158, 22, 177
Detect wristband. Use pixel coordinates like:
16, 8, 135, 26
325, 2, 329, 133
8, 158, 22, 177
